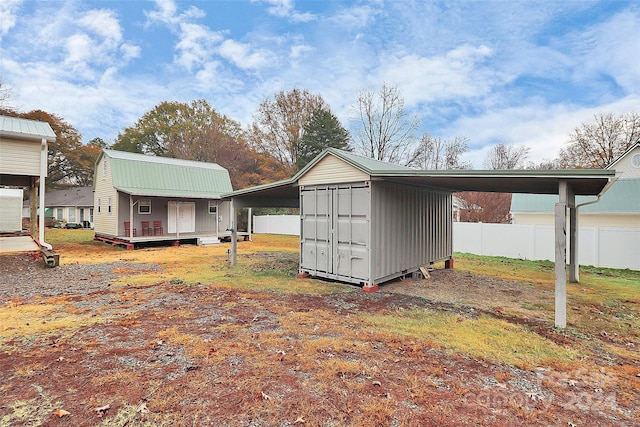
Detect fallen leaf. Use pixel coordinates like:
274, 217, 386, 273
53, 408, 70, 418
94, 404, 110, 417
137, 402, 149, 415
294, 416, 305, 424
372, 381, 381, 387
260, 391, 272, 401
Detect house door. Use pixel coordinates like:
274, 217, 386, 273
167, 202, 196, 233
300, 184, 369, 280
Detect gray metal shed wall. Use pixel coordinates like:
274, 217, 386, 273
370, 182, 452, 284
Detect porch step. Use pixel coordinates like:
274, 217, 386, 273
197, 236, 222, 246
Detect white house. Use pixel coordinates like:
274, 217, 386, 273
511, 143, 640, 228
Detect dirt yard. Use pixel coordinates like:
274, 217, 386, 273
1, 242, 638, 426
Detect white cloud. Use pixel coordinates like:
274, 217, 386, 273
254, 0, 315, 23
570, 10, 640, 92
375, 45, 496, 105
219, 39, 270, 69
0, 0, 23, 38
175, 22, 223, 70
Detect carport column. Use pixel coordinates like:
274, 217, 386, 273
569, 203, 579, 283
555, 180, 573, 329
230, 200, 237, 266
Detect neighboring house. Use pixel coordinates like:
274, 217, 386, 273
93, 149, 234, 248
30, 186, 95, 228
511, 143, 640, 227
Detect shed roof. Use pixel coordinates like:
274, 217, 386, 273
0, 115, 56, 142
101, 149, 233, 199
226, 148, 615, 207
511, 179, 640, 213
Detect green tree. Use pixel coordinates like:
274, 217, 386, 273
247, 88, 328, 173
296, 108, 351, 169
112, 99, 241, 160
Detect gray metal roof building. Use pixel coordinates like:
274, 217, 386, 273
227, 148, 615, 328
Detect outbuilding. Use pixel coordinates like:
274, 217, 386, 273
228, 148, 615, 328
0, 115, 56, 257
93, 149, 235, 249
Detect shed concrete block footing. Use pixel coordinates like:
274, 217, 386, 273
297, 272, 310, 279
445, 258, 454, 269
363, 283, 379, 293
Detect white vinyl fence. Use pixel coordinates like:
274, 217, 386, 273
253, 215, 640, 270
453, 222, 640, 271
253, 215, 300, 236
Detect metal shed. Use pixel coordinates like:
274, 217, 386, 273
227, 148, 616, 328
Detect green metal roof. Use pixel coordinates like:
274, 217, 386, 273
511, 179, 640, 213
103, 149, 232, 198
0, 115, 56, 142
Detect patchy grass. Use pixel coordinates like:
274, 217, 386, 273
368, 310, 579, 368
2, 230, 637, 425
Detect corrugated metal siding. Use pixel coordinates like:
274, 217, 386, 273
370, 182, 452, 283
299, 181, 453, 286
0, 138, 42, 176
299, 184, 371, 284
299, 155, 369, 186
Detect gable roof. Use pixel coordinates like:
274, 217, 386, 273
607, 142, 640, 170
45, 186, 93, 207
0, 115, 56, 142
99, 149, 233, 198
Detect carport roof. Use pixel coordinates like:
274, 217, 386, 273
0, 115, 56, 142
225, 148, 615, 207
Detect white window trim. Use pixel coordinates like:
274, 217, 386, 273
208, 201, 218, 215
138, 199, 151, 214
108, 197, 112, 214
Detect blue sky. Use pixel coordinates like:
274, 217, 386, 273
1, 0, 639, 168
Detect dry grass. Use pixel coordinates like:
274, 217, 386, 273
1, 230, 638, 426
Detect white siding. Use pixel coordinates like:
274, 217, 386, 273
611, 145, 640, 178
299, 155, 369, 186
0, 138, 42, 176
93, 155, 119, 236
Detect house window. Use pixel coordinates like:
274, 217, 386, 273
68, 208, 76, 223
56, 208, 63, 220
108, 197, 112, 214
208, 201, 218, 215
90, 208, 94, 222
97, 198, 101, 213
138, 199, 151, 214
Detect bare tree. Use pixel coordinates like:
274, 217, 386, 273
407, 134, 471, 170
0, 79, 15, 111
351, 83, 419, 164
558, 112, 640, 168
247, 88, 327, 173
483, 143, 530, 169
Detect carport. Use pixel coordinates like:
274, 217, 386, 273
0, 115, 57, 260
226, 148, 616, 328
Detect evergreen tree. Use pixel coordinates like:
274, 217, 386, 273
296, 108, 351, 169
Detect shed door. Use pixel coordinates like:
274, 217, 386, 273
300, 184, 369, 280
167, 202, 196, 233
